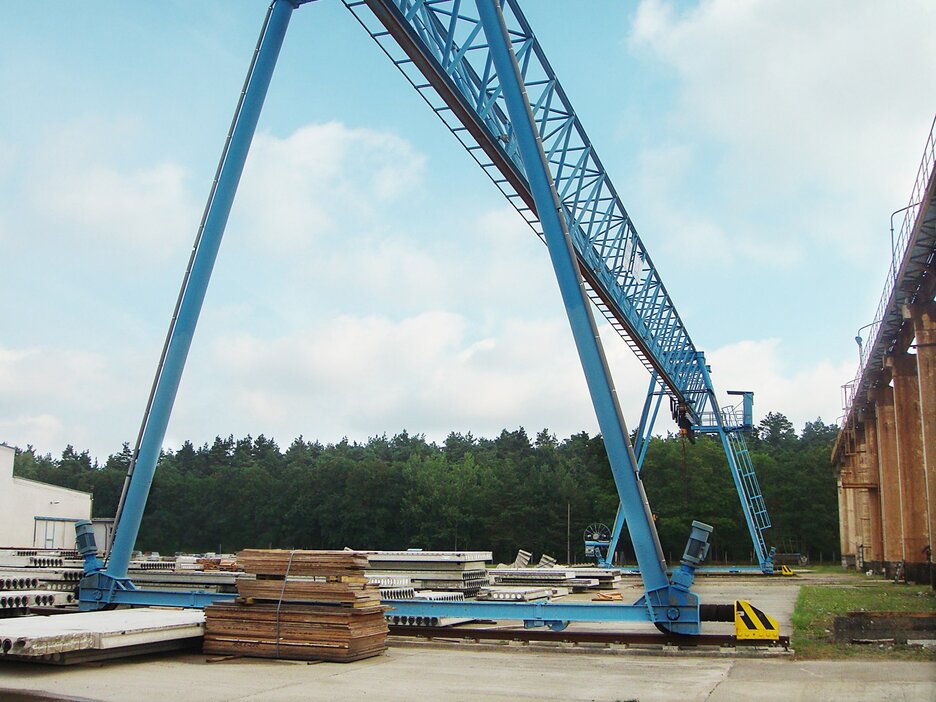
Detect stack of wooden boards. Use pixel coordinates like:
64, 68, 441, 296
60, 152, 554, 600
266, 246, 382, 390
204, 550, 387, 662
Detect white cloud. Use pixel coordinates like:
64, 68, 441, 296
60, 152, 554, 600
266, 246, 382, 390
632, 143, 802, 267
0, 327, 850, 460
629, 0, 936, 201
42, 162, 194, 257
0, 105, 850, 460
0, 346, 108, 405
707, 338, 854, 429
169, 310, 641, 446
0, 414, 64, 454
234, 122, 427, 253
20, 120, 198, 262
319, 237, 455, 311
0, 344, 126, 453
627, 0, 936, 263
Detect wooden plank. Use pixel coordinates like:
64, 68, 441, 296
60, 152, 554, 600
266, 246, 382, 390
236, 579, 381, 607
207, 550, 388, 662
237, 550, 368, 576
203, 633, 387, 662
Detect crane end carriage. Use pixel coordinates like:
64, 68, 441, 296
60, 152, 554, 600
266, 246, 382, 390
387, 520, 714, 635
76, 521, 235, 611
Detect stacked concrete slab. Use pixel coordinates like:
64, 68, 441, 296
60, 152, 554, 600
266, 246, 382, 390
0, 550, 82, 616
366, 551, 491, 597
0, 608, 204, 663
490, 566, 622, 592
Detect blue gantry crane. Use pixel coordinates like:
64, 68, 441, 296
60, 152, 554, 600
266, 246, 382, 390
76, 0, 776, 636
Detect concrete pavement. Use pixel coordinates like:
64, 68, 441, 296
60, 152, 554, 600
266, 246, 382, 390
2, 571, 933, 700
1, 647, 934, 701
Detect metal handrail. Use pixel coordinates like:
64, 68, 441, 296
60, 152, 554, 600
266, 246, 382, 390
841, 114, 936, 425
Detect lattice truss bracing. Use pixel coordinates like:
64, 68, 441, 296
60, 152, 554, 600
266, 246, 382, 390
346, 0, 709, 419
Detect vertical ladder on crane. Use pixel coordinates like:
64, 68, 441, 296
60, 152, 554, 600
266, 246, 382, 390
721, 406, 772, 564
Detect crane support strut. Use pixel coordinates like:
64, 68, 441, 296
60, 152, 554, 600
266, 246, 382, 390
473, 0, 705, 633
82, 0, 302, 607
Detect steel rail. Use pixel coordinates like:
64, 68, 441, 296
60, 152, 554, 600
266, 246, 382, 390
388, 624, 790, 649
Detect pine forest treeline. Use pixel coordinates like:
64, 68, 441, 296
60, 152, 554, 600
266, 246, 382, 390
11, 412, 839, 565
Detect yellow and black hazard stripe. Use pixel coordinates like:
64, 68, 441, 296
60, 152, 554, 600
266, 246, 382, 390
734, 600, 779, 641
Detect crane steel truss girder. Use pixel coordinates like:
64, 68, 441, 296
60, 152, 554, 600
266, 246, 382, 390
345, 0, 708, 420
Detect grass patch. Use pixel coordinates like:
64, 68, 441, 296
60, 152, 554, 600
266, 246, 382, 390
792, 574, 936, 660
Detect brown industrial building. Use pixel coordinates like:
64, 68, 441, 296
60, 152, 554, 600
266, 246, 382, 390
833, 119, 936, 586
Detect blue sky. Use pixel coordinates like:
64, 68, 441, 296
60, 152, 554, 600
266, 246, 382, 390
2, 0, 934, 460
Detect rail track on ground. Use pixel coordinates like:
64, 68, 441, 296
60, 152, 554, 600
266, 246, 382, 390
388, 625, 790, 650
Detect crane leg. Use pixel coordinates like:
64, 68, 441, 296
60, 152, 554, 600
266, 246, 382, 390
81, 0, 301, 609
474, 0, 705, 634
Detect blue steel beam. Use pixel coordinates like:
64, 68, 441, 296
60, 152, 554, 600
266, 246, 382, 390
345, 0, 709, 421
605, 371, 663, 566
473, 0, 668, 597
384, 598, 697, 625
79, 585, 235, 610
103, 0, 299, 582
634, 371, 664, 468
475, 0, 703, 634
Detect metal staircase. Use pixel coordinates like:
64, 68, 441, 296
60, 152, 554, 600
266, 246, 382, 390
721, 406, 771, 565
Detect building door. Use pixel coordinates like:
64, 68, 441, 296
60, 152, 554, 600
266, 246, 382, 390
44, 520, 57, 549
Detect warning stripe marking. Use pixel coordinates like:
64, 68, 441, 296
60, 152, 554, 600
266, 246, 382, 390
735, 601, 756, 630
736, 601, 778, 630
751, 604, 774, 631
734, 600, 779, 640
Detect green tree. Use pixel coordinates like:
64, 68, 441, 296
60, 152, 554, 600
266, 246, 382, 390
6, 414, 841, 562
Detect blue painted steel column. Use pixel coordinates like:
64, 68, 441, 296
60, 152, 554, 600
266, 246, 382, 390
607, 372, 662, 566
633, 371, 661, 467
106, 0, 296, 579
474, 0, 669, 596
605, 504, 626, 568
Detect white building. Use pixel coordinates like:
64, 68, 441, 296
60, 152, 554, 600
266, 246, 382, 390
0, 443, 92, 549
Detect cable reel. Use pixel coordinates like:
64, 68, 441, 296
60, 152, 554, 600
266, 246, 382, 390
583, 522, 612, 565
